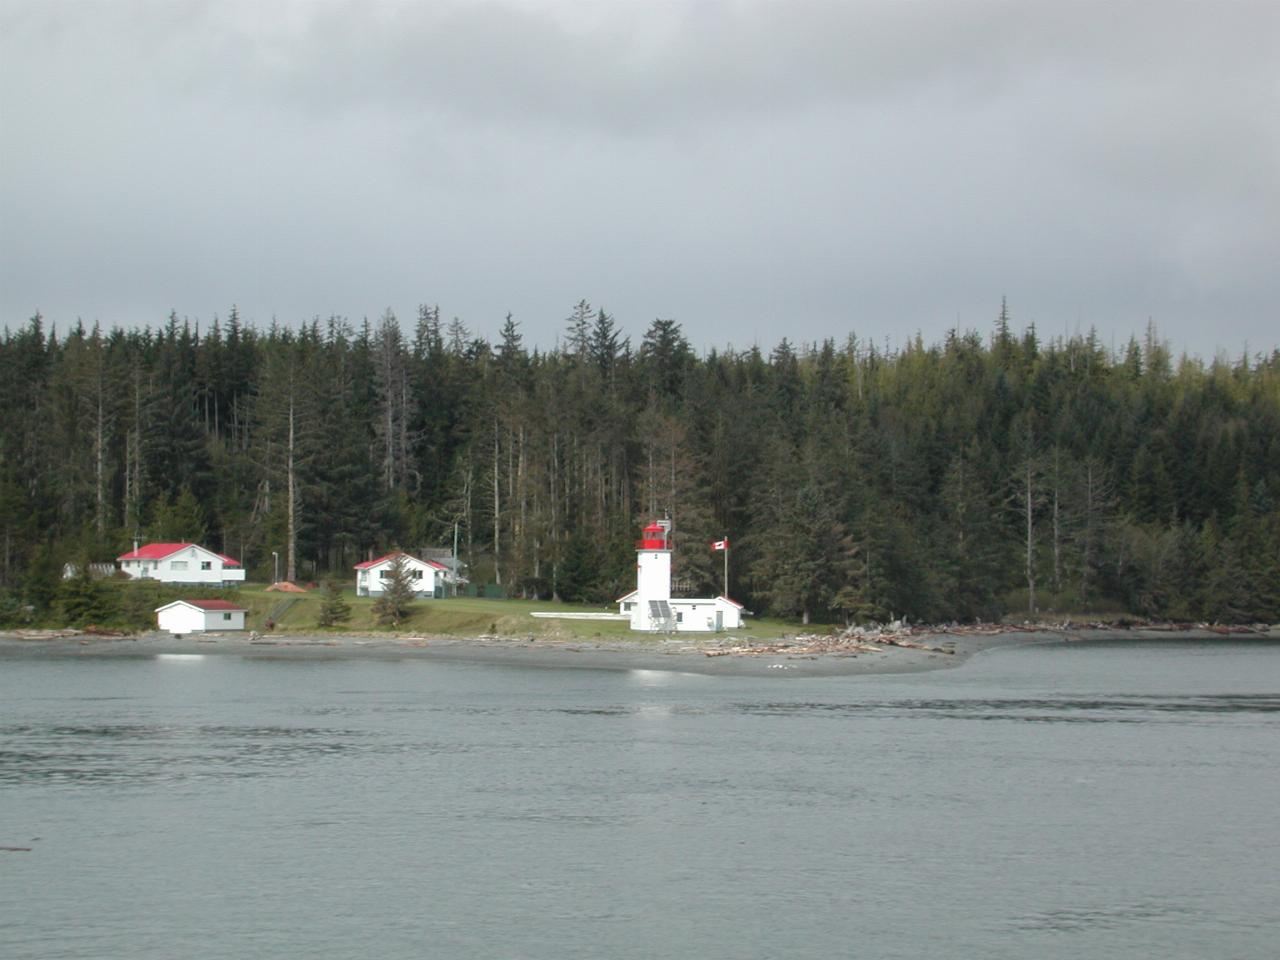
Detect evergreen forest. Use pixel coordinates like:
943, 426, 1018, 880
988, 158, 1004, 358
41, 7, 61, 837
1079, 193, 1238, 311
2, 300, 1277, 626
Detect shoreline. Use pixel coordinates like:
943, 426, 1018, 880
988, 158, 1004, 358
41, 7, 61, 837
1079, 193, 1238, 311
2, 625, 1276, 677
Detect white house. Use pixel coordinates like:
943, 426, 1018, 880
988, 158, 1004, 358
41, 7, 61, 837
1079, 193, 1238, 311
354, 551, 451, 598
118, 542, 245, 586
617, 521, 745, 632
155, 599, 247, 634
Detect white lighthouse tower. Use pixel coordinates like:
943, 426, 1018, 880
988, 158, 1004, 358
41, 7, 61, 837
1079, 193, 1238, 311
617, 519, 744, 633
633, 519, 674, 630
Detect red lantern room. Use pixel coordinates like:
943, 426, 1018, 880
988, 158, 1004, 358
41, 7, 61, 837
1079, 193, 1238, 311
637, 521, 671, 551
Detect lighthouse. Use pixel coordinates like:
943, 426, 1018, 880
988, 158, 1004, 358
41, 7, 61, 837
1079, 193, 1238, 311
636, 519, 672, 602
617, 518, 744, 633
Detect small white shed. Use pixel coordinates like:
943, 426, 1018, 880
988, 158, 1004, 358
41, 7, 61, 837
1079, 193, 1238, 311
668, 596, 744, 632
155, 599, 248, 634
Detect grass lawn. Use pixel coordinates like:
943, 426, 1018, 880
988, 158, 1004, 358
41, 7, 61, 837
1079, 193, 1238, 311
225, 585, 812, 640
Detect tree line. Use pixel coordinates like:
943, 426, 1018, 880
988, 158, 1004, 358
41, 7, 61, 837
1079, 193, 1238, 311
2, 300, 1277, 626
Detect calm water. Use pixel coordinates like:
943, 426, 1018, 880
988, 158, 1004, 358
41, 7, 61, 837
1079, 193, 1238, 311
2, 640, 1278, 959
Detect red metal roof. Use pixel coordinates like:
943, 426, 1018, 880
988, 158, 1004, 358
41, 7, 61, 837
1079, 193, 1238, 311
118, 542, 192, 561
117, 542, 242, 566
184, 599, 246, 611
354, 551, 399, 570
354, 551, 450, 571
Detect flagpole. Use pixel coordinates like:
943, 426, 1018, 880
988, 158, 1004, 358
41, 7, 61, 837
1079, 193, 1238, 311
724, 542, 729, 597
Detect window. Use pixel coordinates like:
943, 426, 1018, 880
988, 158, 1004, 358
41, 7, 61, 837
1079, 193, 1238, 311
223, 612, 232, 621
676, 612, 684, 623
170, 561, 188, 571
201, 561, 212, 570
381, 566, 423, 580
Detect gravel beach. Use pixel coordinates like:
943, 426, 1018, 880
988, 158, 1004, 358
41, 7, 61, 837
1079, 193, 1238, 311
5, 626, 1271, 677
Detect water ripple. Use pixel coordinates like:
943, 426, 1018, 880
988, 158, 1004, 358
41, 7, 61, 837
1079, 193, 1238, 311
735, 695, 1280, 722
1010, 900, 1207, 932
0, 722, 370, 786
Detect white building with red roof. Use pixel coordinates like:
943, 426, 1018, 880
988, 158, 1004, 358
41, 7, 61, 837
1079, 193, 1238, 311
155, 599, 247, 633
354, 551, 452, 598
117, 542, 245, 586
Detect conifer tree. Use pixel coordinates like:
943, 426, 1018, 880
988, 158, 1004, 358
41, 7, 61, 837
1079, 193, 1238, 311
317, 580, 352, 628
2, 307, 1278, 626
372, 554, 416, 627
23, 545, 62, 619
148, 487, 208, 543
60, 567, 115, 627
1008, 415, 1046, 614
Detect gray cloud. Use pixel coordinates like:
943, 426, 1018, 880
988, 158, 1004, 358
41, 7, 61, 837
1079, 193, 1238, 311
2, 0, 1276, 357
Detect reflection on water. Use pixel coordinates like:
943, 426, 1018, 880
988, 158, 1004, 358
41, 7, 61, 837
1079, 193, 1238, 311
0, 642, 1278, 960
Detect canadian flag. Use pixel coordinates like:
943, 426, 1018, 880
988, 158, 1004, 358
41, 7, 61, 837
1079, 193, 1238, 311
711, 538, 729, 551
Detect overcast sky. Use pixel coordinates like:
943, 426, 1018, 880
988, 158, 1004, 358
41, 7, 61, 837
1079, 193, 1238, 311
1, 0, 1276, 358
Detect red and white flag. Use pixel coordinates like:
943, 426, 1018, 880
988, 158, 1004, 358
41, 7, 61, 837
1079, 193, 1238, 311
711, 538, 729, 551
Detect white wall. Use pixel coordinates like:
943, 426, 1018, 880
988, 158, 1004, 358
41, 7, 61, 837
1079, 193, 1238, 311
356, 558, 439, 597
636, 551, 670, 602
157, 604, 247, 633
202, 609, 246, 631
724, 603, 742, 629
629, 597, 743, 632
157, 604, 204, 634
670, 598, 743, 632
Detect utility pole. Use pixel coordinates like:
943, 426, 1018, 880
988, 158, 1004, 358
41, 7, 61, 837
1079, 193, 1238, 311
452, 521, 460, 597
